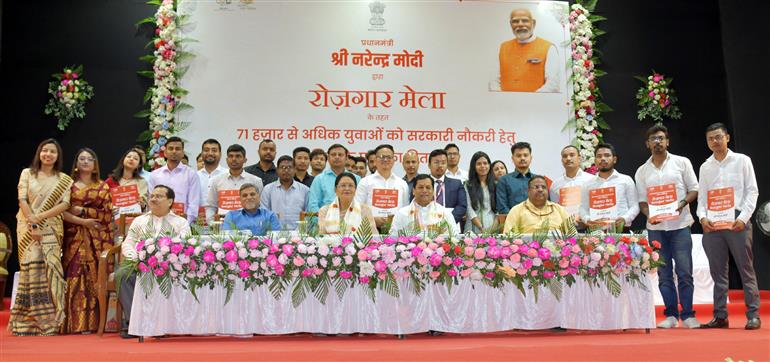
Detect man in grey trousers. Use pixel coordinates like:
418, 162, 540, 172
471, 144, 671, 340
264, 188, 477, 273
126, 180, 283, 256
696, 123, 760, 330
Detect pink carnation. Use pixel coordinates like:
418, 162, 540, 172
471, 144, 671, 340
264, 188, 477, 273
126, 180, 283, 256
340, 271, 353, 279
238, 270, 250, 278
447, 269, 458, 277
136, 240, 145, 251
222, 241, 235, 250
248, 239, 260, 249
282, 244, 294, 256
374, 260, 387, 273
202, 250, 216, 264
171, 243, 183, 255
147, 256, 158, 268
137, 262, 150, 273
429, 254, 443, 267
153, 268, 165, 277
225, 250, 238, 263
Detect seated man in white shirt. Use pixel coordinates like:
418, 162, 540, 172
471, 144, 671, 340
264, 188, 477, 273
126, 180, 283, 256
119, 185, 191, 338
391, 174, 461, 236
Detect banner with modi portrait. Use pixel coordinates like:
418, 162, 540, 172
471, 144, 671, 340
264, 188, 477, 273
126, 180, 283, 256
178, 0, 573, 178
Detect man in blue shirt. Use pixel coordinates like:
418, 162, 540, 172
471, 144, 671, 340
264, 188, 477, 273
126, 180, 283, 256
223, 183, 281, 235
306, 144, 361, 212
496, 142, 539, 214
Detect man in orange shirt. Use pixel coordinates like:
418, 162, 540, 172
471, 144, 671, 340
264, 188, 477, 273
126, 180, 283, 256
493, 8, 560, 93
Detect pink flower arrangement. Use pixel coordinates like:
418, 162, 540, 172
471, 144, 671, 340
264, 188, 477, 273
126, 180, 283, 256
132, 233, 664, 305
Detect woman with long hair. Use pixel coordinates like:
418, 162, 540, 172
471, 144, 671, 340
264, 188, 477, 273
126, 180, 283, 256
104, 147, 149, 211
9, 139, 73, 335
60, 148, 113, 333
465, 152, 497, 234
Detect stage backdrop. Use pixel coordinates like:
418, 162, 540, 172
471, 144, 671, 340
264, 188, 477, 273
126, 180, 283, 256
178, 0, 572, 177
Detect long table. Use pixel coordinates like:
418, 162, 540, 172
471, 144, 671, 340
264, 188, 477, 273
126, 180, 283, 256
129, 275, 655, 336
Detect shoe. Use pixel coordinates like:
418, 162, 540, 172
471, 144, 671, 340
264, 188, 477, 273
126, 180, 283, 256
682, 317, 701, 329
657, 316, 678, 328
700, 317, 729, 329
427, 330, 444, 336
120, 329, 139, 339
745, 318, 761, 330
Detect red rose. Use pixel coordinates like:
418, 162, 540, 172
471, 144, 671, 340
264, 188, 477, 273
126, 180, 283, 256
624, 257, 632, 265
543, 260, 555, 270
639, 238, 648, 246
158, 151, 165, 158
453, 246, 462, 255
442, 243, 451, 253
652, 240, 662, 249
620, 236, 631, 244
609, 254, 619, 266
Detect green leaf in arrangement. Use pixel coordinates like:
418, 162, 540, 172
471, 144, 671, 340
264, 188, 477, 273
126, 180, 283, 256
548, 278, 563, 302
269, 276, 287, 300
353, 216, 374, 247
159, 275, 172, 298
313, 273, 332, 305
606, 273, 621, 297
334, 277, 349, 301
224, 282, 235, 305
291, 278, 310, 308
137, 70, 155, 79
139, 272, 155, 298
135, 16, 156, 27
380, 269, 400, 299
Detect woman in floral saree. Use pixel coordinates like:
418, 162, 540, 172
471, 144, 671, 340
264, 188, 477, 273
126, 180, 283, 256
60, 148, 113, 333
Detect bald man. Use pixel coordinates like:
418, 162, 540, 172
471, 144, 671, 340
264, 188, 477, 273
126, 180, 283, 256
402, 150, 420, 201
492, 8, 560, 93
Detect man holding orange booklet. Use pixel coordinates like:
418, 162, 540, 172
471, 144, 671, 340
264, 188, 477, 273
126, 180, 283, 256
696, 122, 760, 330
635, 124, 699, 329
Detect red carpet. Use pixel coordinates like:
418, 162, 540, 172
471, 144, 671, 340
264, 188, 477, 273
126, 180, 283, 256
1, 292, 768, 362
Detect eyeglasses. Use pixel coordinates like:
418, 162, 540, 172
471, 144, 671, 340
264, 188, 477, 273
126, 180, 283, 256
278, 166, 294, 170
648, 136, 666, 142
377, 155, 394, 161
337, 184, 356, 190
78, 157, 95, 163
707, 134, 725, 142
149, 194, 167, 200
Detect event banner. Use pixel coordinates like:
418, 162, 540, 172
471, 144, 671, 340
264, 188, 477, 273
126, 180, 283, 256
178, 0, 572, 177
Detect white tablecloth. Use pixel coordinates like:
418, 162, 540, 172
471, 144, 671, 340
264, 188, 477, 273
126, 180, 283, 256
129, 275, 655, 336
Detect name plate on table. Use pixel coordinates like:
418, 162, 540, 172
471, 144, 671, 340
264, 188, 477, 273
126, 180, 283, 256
371, 188, 400, 217
707, 187, 735, 230
217, 189, 241, 215
589, 187, 617, 223
558, 186, 581, 217
647, 184, 679, 223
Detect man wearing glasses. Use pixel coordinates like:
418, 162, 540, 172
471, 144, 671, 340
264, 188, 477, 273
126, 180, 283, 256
634, 124, 700, 329
696, 123, 760, 330
355, 144, 410, 231
119, 185, 190, 338
503, 176, 574, 234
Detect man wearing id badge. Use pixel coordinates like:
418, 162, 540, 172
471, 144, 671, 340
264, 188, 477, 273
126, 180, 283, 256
696, 123, 760, 330
634, 124, 700, 329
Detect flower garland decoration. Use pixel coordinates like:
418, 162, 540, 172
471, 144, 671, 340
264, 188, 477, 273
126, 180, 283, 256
635, 71, 682, 122
135, 0, 193, 169
44, 65, 94, 130
569, 0, 611, 172
123, 233, 662, 307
